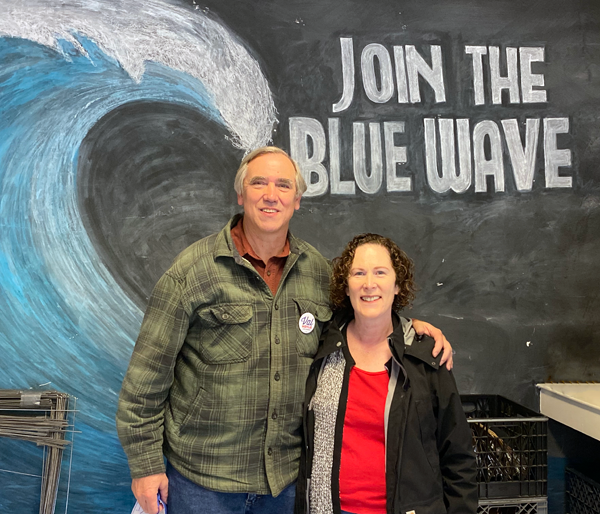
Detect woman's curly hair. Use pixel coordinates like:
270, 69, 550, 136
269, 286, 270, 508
330, 233, 417, 312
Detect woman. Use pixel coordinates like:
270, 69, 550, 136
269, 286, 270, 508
296, 234, 477, 514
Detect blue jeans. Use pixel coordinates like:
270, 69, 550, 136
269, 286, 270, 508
166, 462, 296, 514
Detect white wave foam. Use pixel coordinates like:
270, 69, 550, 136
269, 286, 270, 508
0, 0, 277, 150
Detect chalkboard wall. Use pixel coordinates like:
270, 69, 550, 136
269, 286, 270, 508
0, 0, 598, 512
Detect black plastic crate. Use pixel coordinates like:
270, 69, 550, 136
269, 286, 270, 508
461, 395, 548, 499
478, 497, 548, 514
566, 467, 600, 514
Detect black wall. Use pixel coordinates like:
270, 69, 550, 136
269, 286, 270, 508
83, 0, 600, 408
187, 0, 600, 408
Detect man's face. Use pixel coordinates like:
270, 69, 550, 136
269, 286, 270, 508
237, 153, 301, 236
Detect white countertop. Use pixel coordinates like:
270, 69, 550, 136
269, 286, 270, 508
537, 383, 600, 441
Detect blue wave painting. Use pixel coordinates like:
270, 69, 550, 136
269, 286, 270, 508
0, 1, 276, 511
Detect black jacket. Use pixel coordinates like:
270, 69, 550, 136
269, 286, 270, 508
295, 309, 478, 514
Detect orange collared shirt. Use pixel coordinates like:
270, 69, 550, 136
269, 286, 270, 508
230, 218, 289, 295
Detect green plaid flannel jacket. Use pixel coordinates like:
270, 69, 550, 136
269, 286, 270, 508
116, 215, 332, 495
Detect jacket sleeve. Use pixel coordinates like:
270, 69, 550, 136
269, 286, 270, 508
116, 271, 190, 478
434, 368, 479, 514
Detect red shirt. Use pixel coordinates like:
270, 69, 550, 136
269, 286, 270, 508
230, 218, 289, 295
339, 366, 389, 514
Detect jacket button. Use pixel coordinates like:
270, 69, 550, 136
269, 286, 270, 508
275, 304, 279, 310
275, 336, 280, 345
431, 361, 437, 366
274, 372, 280, 381
272, 410, 278, 419
267, 447, 273, 456
222, 313, 230, 320
336, 341, 342, 347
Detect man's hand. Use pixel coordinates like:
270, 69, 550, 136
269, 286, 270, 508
412, 319, 454, 370
132, 473, 168, 514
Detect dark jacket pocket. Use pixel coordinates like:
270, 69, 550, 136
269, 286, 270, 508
415, 396, 442, 476
176, 384, 207, 430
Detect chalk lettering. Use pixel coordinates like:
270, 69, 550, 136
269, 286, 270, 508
384, 121, 411, 191
544, 118, 572, 188
290, 117, 411, 196
520, 47, 547, 103
362, 43, 395, 103
423, 117, 571, 193
465, 46, 487, 105
289, 117, 328, 196
332, 38, 355, 113
424, 118, 472, 193
501, 118, 539, 192
465, 45, 547, 105
353, 122, 384, 194
474, 120, 505, 191
393, 46, 409, 103
333, 38, 446, 112
329, 117, 356, 194
405, 45, 446, 103
490, 46, 520, 104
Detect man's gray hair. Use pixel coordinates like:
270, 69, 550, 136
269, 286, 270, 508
234, 146, 308, 198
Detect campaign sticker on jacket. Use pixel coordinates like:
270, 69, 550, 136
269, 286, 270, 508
299, 312, 315, 334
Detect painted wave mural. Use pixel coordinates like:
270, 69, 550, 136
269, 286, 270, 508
0, 1, 276, 511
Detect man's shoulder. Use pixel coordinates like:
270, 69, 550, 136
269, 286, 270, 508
165, 231, 222, 280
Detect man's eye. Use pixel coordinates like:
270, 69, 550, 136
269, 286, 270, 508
278, 183, 292, 189
251, 180, 267, 187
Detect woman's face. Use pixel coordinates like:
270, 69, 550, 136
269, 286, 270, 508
346, 243, 399, 322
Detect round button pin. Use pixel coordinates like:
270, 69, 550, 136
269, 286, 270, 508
299, 312, 316, 334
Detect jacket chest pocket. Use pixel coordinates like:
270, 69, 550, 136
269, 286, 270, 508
294, 298, 332, 357
196, 303, 253, 364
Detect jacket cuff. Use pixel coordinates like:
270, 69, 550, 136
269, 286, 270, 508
127, 453, 167, 479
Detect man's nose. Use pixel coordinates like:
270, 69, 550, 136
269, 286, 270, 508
264, 182, 277, 200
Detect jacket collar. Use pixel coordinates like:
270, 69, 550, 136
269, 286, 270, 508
318, 307, 441, 370
212, 213, 310, 263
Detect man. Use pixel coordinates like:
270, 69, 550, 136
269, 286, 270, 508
117, 147, 453, 514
